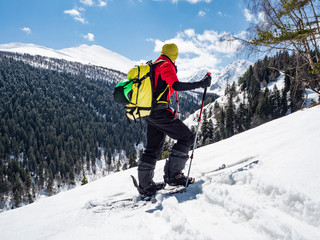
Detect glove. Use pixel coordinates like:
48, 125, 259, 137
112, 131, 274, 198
173, 73, 212, 91
198, 74, 211, 88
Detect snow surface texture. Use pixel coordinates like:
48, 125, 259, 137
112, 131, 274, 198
1, 106, 320, 240
0, 43, 134, 73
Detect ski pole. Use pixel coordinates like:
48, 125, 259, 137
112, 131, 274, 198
175, 91, 180, 119
185, 72, 210, 188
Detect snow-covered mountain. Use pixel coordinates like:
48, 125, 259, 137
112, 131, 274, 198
0, 43, 253, 95
0, 43, 134, 73
182, 68, 209, 83
181, 59, 252, 96
0, 105, 319, 240
210, 59, 253, 96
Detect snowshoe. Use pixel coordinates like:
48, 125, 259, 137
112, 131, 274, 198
131, 175, 165, 197
166, 173, 195, 186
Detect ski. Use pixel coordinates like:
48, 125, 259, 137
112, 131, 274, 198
228, 160, 260, 175
131, 174, 193, 196
207, 159, 260, 181
160, 185, 186, 195
203, 156, 259, 177
87, 195, 156, 213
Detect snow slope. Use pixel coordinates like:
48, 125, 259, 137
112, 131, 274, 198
0, 43, 134, 73
0, 106, 319, 240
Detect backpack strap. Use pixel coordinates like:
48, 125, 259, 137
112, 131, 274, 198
152, 59, 179, 111
156, 85, 170, 103
152, 59, 170, 106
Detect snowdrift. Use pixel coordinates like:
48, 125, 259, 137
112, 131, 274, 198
0, 106, 320, 240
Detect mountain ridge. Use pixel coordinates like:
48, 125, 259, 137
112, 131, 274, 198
0, 42, 134, 73
0, 42, 252, 92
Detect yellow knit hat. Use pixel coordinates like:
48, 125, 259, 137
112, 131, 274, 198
161, 43, 178, 61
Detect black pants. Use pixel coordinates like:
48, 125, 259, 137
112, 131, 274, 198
140, 109, 194, 166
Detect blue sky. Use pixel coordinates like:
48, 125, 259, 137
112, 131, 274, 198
0, 0, 256, 73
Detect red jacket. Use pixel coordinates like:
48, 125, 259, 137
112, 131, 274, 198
153, 55, 178, 102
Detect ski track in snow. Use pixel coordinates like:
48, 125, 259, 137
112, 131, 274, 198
83, 158, 320, 240
202, 165, 320, 240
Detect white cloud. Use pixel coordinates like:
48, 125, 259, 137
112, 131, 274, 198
80, 0, 94, 6
80, 0, 107, 7
21, 27, 31, 34
258, 11, 266, 23
64, 9, 87, 24
244, 8, 253, 22
198, 10, 206, 17
98, 0, 107, 7
83, 33, 95, 41
186, 0, 211, 3
151, 29, 243, 78
184, 29, 195, 37
244, 8, 266, 24
171, 0, 211, 3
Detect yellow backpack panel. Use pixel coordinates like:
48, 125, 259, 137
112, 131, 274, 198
125, 61, 154, 120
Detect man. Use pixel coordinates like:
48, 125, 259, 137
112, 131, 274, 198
137, 43, 211, 196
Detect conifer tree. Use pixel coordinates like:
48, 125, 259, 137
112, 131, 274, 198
81, 175, 89, 185
270, 85, 281, 118
129, 152, 137, 168
225, 88, 235, 138
160, 139, 172, 159
235, 103, 250, 133
244, 0, 320, 94
200, 109, 214, 145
